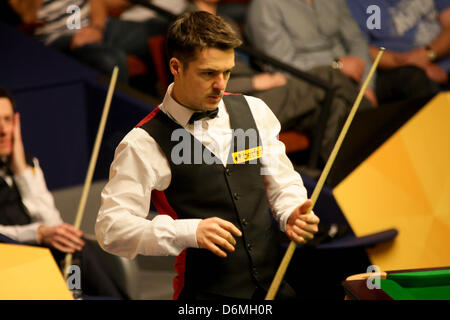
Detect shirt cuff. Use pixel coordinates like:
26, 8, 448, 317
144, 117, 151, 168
17, 223, 41, 244
174, 219, 201, 248
278, 209, 292, 233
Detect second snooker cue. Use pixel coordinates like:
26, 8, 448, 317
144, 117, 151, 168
63, 66, 119, 281
265, 48, 385, 300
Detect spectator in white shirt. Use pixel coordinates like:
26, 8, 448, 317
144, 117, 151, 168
0, 87, 125, 299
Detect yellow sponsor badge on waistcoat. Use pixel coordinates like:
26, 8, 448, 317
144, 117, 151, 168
232, 146, 262, 164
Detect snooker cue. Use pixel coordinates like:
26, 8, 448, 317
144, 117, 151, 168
63, 66, 119, 280
265, 48, 385, 300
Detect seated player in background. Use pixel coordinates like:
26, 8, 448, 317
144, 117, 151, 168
0, 87, 125, 299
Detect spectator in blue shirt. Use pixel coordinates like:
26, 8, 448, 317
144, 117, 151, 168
347, 0, 450, 102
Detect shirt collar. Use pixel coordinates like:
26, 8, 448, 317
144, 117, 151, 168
160, 83, 224, 127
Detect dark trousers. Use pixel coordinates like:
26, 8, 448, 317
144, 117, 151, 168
49, 240, 127, 299
375, 66, 438, 104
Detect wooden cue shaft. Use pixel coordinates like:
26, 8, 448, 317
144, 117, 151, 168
63, 66, 119, 280
265, 48, 385, 300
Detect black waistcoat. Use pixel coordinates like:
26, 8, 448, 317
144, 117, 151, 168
0, 166, 32, 226
140, 95, 281, 298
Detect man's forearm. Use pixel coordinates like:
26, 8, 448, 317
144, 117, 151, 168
14, 164, 63, 227
428, 28, 450, 60
103, 0, 132, 12
428, 9, 450, 60
370, 46, 403, 69
89, 0, 108, 31
8, 0, 43, 24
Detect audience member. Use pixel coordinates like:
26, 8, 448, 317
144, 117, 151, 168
347, 0, 449, 102
0, 87, 125, 299
245, 0, 378, 107
106, 0, 187, 22
189, 0, 370, 163
8, 0, 166, 84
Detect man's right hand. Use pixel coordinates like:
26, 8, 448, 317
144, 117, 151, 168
37, 223, 85, 253
339, 56, 366, 83
196, 217, 242, 258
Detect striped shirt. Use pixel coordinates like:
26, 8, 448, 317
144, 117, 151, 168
34, 0, 90, 44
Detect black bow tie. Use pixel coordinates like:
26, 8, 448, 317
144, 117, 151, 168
188, 108, 219, 124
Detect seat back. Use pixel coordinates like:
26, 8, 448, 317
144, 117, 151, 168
148, 35, 171, 94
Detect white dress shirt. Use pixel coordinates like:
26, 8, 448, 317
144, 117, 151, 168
0, 158, 63, 243
96, 84, 308, 259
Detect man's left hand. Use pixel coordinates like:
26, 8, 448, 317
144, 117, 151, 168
286, 199, 319, 244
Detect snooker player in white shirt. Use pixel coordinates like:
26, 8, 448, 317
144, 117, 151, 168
96, 11, 320, 300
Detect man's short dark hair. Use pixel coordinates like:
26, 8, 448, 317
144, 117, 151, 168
167, 11, 242, 67
0, 87, 16, 111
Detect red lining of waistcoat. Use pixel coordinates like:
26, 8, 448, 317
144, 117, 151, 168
136, 105, 161, 127
151, 186, 186, 300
